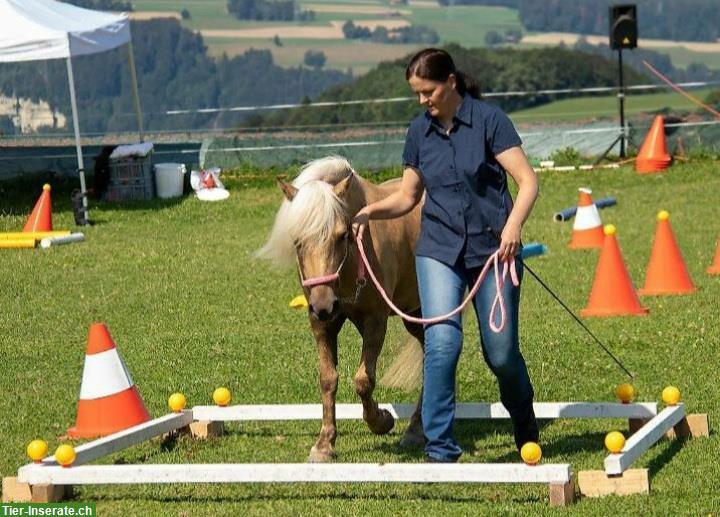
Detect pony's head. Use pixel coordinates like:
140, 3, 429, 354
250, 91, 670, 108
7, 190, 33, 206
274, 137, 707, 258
255, 156, 365, 321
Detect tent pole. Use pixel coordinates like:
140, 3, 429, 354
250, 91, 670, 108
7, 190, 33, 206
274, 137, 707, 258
66, 56, 89, 223
127, 40, 144, 142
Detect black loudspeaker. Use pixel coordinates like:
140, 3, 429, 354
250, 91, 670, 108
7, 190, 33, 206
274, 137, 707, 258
609, 4, 637, 49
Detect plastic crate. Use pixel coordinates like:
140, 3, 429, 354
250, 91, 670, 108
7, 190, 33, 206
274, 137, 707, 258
104, 155, 155, 201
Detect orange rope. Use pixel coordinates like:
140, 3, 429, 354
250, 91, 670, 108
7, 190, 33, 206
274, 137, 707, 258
642, 60, 720, 119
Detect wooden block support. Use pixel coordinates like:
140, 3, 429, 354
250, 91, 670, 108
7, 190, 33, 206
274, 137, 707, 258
2, 477, 32, 503
1, 478, 70, 503
629, 418, 651, 434
31, 484, 71, 503
189, 420, 224, 439
549, 477, 575, 506
577, 469, 649, 498
666, 414, 709, 439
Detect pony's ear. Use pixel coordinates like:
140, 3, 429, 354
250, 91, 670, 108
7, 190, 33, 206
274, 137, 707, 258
277, 178, 298, 201
333, 173, 353, 199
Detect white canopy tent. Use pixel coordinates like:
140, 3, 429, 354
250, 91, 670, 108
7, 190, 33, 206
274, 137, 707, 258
0, 0, 144, 222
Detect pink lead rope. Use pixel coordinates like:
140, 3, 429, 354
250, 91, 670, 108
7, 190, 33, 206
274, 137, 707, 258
356, 233, 519, 332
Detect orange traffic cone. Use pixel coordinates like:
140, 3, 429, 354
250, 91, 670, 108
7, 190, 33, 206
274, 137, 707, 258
67, 323, 150, 438
639, 211, 696, 295
569, 188, 604, 249
22, 184, 53, 233
708, 239, 720, 275
581, 225, 649, 317
636, 116, 671, 174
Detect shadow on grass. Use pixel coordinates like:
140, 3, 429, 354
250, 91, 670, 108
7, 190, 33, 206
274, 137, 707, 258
646, 437, 686, 477
76, 487, 544, 506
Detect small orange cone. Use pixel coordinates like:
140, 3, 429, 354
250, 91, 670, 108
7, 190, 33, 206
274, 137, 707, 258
708, 239, 720, 275
581, 225, 649, 317
568, 188, 604, 249
639, 211, 696, 295
23, 184, 53, 233
636, 116, 671, 174
67, 323, 150, 439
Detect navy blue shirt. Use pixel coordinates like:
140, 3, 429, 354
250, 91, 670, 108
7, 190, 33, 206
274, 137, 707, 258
402, 95, 522, 268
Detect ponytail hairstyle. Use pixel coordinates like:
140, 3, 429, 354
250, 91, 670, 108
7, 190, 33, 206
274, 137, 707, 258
405, 48, 481, 99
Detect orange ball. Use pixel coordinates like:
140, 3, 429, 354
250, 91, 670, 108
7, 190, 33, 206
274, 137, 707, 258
662, 386, 681, 405
605, 431, 626, 453
520, 442, 542, 465
168, 393, 187, 412
26, 440, 48, 463
615, 383, 635, 404
55, 444, 76, 468
213, 387, 231, 406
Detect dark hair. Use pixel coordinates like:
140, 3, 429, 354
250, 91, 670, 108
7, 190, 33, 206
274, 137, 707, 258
405, 48, 481, 99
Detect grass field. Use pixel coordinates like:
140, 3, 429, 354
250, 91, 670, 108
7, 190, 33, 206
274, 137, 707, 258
1, 160, 719, 514
511, 88, 716, 123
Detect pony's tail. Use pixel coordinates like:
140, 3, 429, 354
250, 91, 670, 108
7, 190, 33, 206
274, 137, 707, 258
379, 336, 423, 391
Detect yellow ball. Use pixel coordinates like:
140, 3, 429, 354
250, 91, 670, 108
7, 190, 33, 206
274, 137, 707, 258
42, 184, 51, 191
168, 393, 187, 412
26, 440, 48, 462
615, 383, 635, 404
605, 431, 626, 453
662, 386, 681, 405
55, 444, 76, 467
213, 387, 232, 406
657, 210, 670, 221
604, 224, 617, 236
520, 442, 542, 465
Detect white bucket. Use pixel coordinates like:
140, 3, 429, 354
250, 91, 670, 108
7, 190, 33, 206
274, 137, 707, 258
154, 163, 186, 198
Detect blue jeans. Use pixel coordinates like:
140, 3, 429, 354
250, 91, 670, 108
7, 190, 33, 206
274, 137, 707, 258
416, 254, 534, 462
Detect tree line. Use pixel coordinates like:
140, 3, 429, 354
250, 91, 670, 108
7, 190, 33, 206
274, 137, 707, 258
251, 43, 649, 129
226, 0, 315, 21
342, 21, 439, 44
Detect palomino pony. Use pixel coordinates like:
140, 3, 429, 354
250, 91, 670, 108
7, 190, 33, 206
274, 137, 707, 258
256, 156, 425, 462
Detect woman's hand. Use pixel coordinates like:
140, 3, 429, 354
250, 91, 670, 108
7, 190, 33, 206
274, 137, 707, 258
499, 220, 522, 260
351, 208, 370, 240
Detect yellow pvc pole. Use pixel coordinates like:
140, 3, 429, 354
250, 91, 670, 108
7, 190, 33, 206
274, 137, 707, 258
0, 231, 71, 239
0, 239, 36, 249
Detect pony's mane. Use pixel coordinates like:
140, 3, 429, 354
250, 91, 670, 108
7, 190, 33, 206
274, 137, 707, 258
255, 156, 358, 267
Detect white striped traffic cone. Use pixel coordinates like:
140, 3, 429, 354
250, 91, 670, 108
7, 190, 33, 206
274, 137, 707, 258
67, 323, 150, 439
568, 188, 604, 249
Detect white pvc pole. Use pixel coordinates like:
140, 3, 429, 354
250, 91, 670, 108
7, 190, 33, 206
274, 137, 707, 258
66, 56, 89, 222
127, 40, 144, 142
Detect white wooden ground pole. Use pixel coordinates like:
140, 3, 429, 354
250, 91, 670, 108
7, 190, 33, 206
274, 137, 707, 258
17, 462, 576, 506
604, 404, 686, 475
18, 463, 572, 486
192, 402, 657, 422
19, 412, 193, 471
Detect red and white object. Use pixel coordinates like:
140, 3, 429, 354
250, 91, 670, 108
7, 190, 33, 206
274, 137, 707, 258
568, 188, 604, 249
191, 168, 229, 201
67, 323, 150, 439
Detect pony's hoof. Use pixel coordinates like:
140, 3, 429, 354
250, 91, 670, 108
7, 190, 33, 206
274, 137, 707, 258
368, 409, 395, 435
399, 428, 425, 448
308, 446, 335, 463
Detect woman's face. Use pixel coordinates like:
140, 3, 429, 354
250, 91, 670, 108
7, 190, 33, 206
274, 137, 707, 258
408, 74, 457, 119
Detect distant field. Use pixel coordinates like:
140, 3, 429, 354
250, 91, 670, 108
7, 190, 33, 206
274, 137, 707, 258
511, 88, 715, 123
205, 38, 416, 75
130, 0, 720, 74
409, 5, 522, 48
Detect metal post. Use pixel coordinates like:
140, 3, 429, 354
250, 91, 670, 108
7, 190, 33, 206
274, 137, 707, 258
617, 48, 626, 158
127, 40, 144, 142
66, 56, 89, 223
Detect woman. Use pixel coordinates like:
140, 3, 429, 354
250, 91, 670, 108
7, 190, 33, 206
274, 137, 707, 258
352, 48, 539, 463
